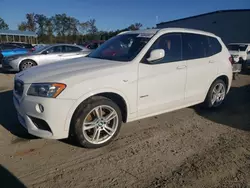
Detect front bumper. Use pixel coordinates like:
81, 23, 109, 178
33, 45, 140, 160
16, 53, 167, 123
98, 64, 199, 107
2, 58, 20, 72
13, 89, 76, 139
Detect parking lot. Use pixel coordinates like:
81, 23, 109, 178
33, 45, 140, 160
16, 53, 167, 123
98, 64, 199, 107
1, 68, 250, 188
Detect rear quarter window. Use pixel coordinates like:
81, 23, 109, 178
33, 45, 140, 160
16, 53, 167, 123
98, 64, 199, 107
208, 37, 222, 56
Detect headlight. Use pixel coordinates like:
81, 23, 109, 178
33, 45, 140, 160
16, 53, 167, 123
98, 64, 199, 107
8, 56, 19, 61
27, 83, 66, 98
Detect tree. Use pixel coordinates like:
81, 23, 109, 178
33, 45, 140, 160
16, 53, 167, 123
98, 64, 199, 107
35, 14, 48, 35
52, 14, 69, 36
68, 16, 79, 35
79, 21, 90, 34
128, 22, 142, 30
0, 17, 9, 30
26, 13, 36, 31
18, 22, 27, 31
87, 19, 98, 34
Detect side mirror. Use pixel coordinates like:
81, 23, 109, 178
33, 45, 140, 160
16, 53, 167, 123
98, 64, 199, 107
147, 49, 165, 63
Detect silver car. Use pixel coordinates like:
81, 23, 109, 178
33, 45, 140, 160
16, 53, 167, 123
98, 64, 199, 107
2, 44, 91, 72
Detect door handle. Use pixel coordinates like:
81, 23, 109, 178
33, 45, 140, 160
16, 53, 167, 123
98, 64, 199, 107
176, 65, 187, 70
209, 60, 215, 63
58, 54, 63, 57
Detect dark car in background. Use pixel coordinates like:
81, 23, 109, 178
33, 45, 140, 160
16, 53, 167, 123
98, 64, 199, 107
81, 40, 105, 50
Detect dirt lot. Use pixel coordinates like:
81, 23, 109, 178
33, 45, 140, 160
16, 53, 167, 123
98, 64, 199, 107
0, 68, 250, 188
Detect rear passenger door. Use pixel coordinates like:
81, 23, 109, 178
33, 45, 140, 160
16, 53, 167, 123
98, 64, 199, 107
183, 33, 218, 102
60, 45, 84, 60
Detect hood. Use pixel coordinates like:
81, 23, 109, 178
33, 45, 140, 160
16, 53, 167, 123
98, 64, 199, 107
15, 57, 126, 84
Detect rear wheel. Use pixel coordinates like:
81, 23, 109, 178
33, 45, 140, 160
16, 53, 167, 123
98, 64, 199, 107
71, 96, 122, 148
204, 79, 226, 108
19, 60, 37, 71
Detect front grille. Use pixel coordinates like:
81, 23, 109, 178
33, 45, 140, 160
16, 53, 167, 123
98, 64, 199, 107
2, 64, 12, 69
14, 80, 24, 96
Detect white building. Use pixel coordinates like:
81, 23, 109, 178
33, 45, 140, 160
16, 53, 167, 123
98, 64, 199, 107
157, 9, 250, 45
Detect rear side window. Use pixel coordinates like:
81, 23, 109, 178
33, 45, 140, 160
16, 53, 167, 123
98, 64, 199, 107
22, 44, 34, 49
208, 37, 222, 56
64, 46, 82, 52
182, 33, 209, 60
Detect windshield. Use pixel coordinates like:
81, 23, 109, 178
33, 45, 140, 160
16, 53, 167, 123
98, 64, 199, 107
228, 44, 248, 51
88, 34, 153, 61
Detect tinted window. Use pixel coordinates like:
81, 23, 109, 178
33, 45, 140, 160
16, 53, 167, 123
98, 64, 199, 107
0, 44, 19, 50
65, 46, 82, 52
208, 37, 222, 56
7, 43, 33, 49
21, 43, 34, 49
145, 33, 182, 64
182, 33, 209, 60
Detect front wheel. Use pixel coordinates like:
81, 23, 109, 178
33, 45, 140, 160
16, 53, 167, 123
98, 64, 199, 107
19, 60, 37, 71
204, 79, 227, 108
71, 96, 122, 148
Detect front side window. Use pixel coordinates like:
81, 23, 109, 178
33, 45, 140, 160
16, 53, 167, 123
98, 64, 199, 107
182, 33, 209, 60
47, 46, 64, 53
88, 34, 152, 62
144, 33, 182, 64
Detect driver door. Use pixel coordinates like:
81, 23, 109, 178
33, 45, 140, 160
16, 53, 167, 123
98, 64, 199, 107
39, 46, 64, 65
138, 33, 187, 117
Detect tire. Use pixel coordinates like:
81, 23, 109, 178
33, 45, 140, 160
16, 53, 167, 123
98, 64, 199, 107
19, 60, 37, 71
71, 96, 122, 148
204, 79, 227, 108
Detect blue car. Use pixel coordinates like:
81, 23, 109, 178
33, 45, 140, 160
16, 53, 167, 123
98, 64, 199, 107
0, 43, 29, 64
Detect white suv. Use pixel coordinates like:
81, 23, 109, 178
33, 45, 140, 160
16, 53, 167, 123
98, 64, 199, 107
13, 28, 233, 148
228, 43, 250, 69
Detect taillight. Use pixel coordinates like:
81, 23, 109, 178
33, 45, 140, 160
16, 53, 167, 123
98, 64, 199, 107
229, 56, 234, 65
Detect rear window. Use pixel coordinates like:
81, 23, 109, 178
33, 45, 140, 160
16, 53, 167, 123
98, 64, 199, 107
22, 44, 34, 49
227, 44, 247, 51
182, 33, 209, 60
208, 37, 222, 56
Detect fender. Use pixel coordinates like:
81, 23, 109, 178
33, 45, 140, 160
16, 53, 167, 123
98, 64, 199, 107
63, 87, 131, 131
204, 73, 231, 100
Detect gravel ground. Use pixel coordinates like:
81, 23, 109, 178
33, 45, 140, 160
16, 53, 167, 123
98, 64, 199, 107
0, 70, 250, 188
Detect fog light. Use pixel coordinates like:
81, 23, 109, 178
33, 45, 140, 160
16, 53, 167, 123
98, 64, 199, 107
36, 104, 44, 113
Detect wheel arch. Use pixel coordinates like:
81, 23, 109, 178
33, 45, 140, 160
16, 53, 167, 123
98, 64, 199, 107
64, 89, 130, 132
19, 59, 37, 70
206, 74, 230, 97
